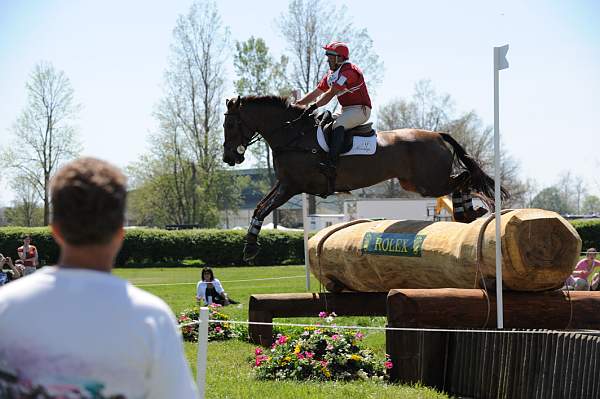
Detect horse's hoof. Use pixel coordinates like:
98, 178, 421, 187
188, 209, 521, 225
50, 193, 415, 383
243, 242, 260, 262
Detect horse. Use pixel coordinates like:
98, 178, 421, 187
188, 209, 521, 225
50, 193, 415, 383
223, 95, 508, 261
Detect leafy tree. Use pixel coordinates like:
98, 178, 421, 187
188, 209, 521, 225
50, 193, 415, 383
530, 186, 571, 214
582, 195, 600, 215
2, 62, 81, 224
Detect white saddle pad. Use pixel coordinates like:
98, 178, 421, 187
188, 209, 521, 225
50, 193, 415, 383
316, 126, 377, 156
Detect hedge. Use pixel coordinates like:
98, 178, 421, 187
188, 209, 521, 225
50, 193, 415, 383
3, 219, 599, 267
570, 219, 600, 252
0, 227, 305, 267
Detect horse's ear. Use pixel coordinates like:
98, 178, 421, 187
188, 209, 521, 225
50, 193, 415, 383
226, 98, 230, 107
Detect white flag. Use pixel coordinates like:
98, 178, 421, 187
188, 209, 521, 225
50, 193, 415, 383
494, 44, 509, 70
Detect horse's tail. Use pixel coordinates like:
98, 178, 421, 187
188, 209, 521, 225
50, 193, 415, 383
439, 132, 510, 202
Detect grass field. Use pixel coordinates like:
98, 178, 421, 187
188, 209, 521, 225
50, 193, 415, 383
115, 266, 449, 399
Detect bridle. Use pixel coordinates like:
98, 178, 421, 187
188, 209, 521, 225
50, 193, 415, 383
223, 111, 262, 156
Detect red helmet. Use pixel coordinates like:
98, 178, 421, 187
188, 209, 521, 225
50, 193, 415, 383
323, 41, 349, 59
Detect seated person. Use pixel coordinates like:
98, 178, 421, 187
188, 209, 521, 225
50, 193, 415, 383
196, 267, 236, 306
0, 255, 23, 285
565, 248, 600, 291
17, 234, 38, 275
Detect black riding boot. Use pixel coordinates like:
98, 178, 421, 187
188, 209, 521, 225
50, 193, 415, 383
321, 126, 345, 178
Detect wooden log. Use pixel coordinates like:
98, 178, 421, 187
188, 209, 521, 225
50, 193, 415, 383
248, 292, 387, 346
309, 209, 581, 292
386, 289, 600, 389
387, 289, 600, 330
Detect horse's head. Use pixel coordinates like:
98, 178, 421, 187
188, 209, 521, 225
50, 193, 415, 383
223, 96, 250, 166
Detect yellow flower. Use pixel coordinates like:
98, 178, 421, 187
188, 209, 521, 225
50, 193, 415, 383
322, 367, 331, 378
350, 354, 362, 361
284, 356, 292, 362
294, 344, 301, 354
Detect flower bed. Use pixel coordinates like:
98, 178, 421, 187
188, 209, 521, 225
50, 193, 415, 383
178, 304, 237, 342
252, 312, 392, 381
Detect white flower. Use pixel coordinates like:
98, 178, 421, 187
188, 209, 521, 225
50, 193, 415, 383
357, 369, 368, 380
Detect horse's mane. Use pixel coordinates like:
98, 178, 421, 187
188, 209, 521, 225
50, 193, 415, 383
241, 95, 304, 112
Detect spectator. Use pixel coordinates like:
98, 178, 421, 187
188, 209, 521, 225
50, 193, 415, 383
196, 267, 236, 305
0, 158, 198, 398
566, 248, 600, 291
0, 255, 23, 285
17, 234, 38, 275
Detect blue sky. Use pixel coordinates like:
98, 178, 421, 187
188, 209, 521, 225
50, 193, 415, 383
1, 0, 599, 205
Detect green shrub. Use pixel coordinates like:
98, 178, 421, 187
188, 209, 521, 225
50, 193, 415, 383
570, 219, 600, 251
0, 227, 305, 266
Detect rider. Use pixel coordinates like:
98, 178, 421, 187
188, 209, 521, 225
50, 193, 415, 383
295, 41, 372, 177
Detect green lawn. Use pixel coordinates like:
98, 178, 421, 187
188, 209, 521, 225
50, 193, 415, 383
115, 266, 449, 399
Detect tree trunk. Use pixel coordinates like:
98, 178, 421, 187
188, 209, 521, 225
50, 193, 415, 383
43, 173, 50, 225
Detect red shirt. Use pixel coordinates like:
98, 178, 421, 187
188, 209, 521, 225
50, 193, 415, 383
317, 62, 371, 108
17, 245, 37, 267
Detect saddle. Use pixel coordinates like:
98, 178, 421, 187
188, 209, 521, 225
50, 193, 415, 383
316, 110, 375, 153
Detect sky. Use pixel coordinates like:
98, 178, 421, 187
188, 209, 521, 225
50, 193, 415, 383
0, 0, 599, 206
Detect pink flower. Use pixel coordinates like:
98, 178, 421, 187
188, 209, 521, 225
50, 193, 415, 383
320, 360, 328, 367
255, 347, 263, 356
296, 353, 305, 359
255, 355, 268, 366
319, 311, 328, 318
215, 326, 222, 333
355, 332, 364, 340
326, 344, 334, 351
384, 360, 393, 369
331, 334, 340, 341
305, 352, 314, 358
276, 335, 288, 345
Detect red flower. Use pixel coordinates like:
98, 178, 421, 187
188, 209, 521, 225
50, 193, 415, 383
384, 360, 393, 369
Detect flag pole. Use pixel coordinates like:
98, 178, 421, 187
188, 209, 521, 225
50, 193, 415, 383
493, 44, 509, 329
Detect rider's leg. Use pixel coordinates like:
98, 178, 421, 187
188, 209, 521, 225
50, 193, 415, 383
325, 105, 371, 169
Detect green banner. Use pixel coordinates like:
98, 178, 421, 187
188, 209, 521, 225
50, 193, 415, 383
361, 232, 426, 257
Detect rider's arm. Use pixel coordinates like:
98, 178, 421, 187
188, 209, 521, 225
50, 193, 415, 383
295, 88, 323, 106
314, 85, 343, 108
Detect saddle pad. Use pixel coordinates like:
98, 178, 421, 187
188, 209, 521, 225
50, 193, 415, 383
317, 126, 377, 156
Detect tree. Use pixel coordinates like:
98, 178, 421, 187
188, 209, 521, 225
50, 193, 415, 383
573, 175, 587, 214
233, 36, 292, 227
377, 80, 526, 206
278, 0, 383, 214
4, 175, 44, 226
234, 36, 291, 97
3, 62, 81, 224
530, 187, 570, 214
127, 0, 246, 227
278, 0, 383, 94
582, 195, 600, 215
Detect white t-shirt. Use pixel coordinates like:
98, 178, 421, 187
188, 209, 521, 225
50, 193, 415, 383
196, 278, 225, 303
0, 266, 199, 399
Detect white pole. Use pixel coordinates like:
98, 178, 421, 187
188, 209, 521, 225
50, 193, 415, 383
302, 193, 311, 291
493, 44, 509, 329
196, 307, 209, 399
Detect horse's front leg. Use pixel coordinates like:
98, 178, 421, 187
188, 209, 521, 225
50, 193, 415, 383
244, 183, 296, 262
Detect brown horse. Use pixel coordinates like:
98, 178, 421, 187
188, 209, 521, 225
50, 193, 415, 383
223, 95, 507, 261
